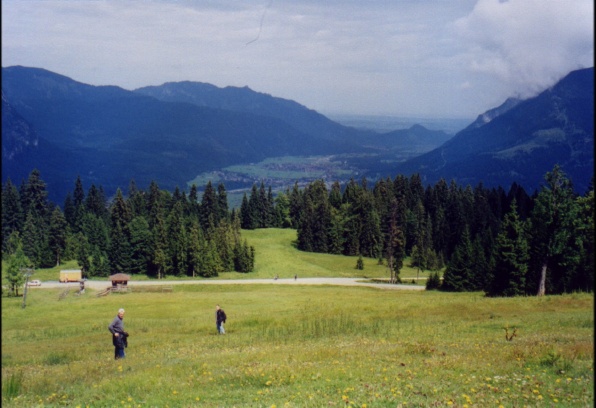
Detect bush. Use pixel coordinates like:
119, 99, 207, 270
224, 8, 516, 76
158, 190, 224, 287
426, 272, 441, 290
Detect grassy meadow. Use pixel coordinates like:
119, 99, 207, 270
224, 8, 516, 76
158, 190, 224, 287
2, 229, 594, 407
23, 229, 429, 283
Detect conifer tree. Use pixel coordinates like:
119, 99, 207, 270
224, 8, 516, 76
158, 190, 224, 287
63, 193, 76, 229
217, 183, 229, 223
248, 184, 260, 229
329, 181, 342, 209
128, 179, 148, 218
22, 211, 50, 268
358, 194, 382, 258
201, 181, 219, 231
342, 178, 361, 204
529, 166, 579, 295
20, 169, 50, 220
441, 227, 474, 291
147, 181, 163, 229
72, 175, 85, 232
128, 216, 152, 275
486, 200, 529, 296
386, 197, 405, 283
166, 201, 188, 275
297, 194, 315, 252
109, 221, 132, 275
2, 179, 24, 251
81, 213, 110, 253
48, 206, 68, 266
76, 232, 91, 277
240, 193, 253, 229
257, 182, 270, 228
289, 182, 303, 228
214, 220, 234, 271
201, 239, 223, 277
89, 247, 110, 277
108, 189, 133, 274
356, 255, 364, 270
342, 212, 360, 256
328, 206, 347, 254
188, 184, 201, 220
425, 272, 441, 290
187, 221, 204, 277
85, 184, 108, 221
110, 189, 132, 227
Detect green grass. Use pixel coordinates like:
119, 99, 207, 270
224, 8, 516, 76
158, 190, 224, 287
1, 286, 593, 407
232, 228, 428, 282
2, 228, 593, 406
13, 229, 429, 283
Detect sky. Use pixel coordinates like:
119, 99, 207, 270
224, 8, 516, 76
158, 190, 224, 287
2, 0, 594, 119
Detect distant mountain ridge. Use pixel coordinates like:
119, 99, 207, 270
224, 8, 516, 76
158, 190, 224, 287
1, 66, 346, 201
135, 81, 359, 143
135, 80, 454, 153
2, 66, 452, 203
2, 65, 592, 204
391, 67, 594, 193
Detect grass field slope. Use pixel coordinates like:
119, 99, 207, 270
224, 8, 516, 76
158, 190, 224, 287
2, 229, 594, 407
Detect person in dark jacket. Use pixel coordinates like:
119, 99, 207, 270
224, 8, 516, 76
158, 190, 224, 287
108, 308, 128, 359
216, 305, 226, 334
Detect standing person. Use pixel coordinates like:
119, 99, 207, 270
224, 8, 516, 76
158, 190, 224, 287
108, 308, 127, 359
216, 305, 226, 334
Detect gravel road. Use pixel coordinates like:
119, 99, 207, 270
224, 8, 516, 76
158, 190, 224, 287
34, 278, 425, 291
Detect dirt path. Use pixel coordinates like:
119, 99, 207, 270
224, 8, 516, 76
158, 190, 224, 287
36, 277, 425, 291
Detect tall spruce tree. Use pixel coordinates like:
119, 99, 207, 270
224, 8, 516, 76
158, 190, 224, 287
217, 183, 229, 223
128, 216, 152, 275
529, 166, 579, 295
20, 169, 50, 220
166, 201, 188, 276
358, 194, 382, 258
201, 181, 219, 231
441, 227, 474, 291
108, 189, 133, 274
2, 179, 24, 251
486, 200, 529, 296
386, 197, 405, 283
48, 206, 68, 266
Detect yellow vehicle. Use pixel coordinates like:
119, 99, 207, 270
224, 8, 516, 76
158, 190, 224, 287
59, 270, 82, 283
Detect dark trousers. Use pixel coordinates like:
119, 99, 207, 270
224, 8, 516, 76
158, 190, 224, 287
114, 346, 125, 359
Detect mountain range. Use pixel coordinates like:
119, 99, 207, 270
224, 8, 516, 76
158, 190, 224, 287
390, 67, 594, 193
2, 65, 593, 204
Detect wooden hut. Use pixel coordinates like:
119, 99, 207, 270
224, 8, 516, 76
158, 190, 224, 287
109, 273, 131, 292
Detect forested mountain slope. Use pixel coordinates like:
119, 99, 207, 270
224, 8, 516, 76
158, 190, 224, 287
392, 67, 594, 193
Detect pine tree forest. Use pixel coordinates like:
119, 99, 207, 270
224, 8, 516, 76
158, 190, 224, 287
2, 172, 255, 288
3, 165, 594, 297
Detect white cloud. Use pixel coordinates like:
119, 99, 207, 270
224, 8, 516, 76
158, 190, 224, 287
1, 0, 593, 118
454, 0, 594, 98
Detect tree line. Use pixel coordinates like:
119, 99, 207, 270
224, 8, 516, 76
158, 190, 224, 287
238, 166, 593, 297
2, 171, 254, 295
3, 165, 593, 298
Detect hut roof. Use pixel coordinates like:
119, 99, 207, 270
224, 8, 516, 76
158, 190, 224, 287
109, 273, 131, 282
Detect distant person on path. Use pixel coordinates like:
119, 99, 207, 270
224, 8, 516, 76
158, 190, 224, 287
108, 308, 128, 359
294, 274, 297, 280
216, 305, 227, 334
